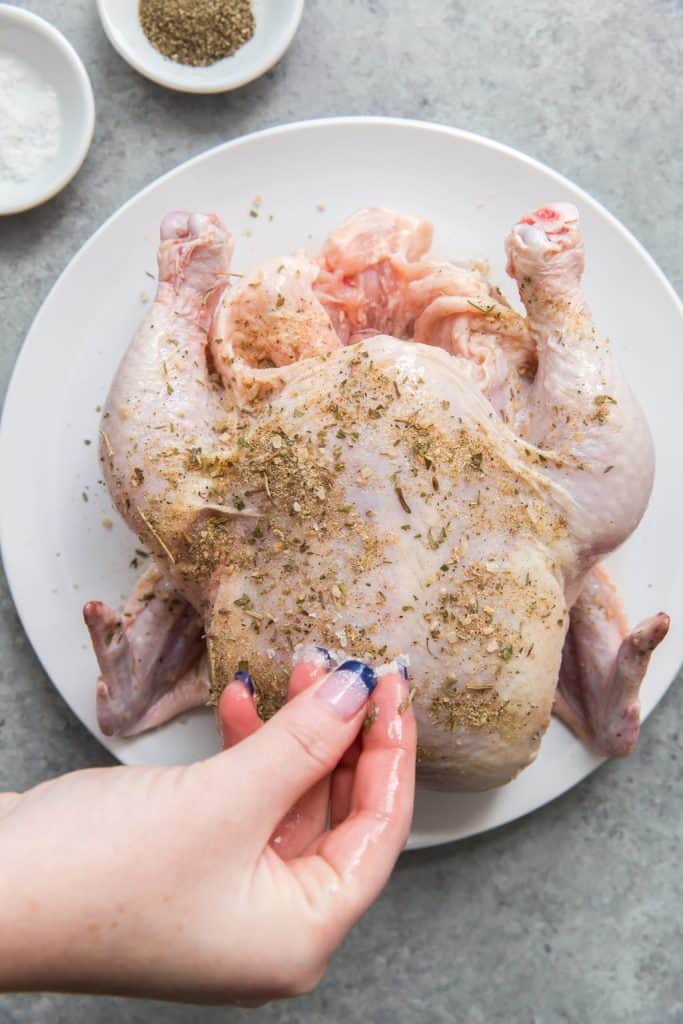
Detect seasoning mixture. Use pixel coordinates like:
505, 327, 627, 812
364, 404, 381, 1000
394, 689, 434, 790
139, 0, 255, 67
0, 52, 61, 189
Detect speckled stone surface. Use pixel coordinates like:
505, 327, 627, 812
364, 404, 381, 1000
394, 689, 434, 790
1, 1, 682, 1021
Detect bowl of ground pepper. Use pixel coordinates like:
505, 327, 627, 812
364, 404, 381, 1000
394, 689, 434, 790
97, 0, 304, 93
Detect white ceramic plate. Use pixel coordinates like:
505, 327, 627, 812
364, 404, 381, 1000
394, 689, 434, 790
2, 118, 681, 849
97, 0, 304, 94
0, 4, 95, 215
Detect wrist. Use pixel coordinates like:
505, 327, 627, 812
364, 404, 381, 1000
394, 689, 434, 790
0, 781, 121, 996
0, 809, 57, 992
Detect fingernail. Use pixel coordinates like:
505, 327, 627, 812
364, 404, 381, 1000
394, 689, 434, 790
234, 669, 254, 695
292, 642, 336, 670
315, 645, 334, 668
315, 659, 377, 720
376, 654, 409, 681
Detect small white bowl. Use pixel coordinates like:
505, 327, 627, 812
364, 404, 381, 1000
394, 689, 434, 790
96, 0, 304, 94
0, 5, 95, 216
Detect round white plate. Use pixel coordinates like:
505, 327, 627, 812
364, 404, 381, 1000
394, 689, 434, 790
1, 118, 681, 849
0, 4, 95, 215
97, 0, 304, 94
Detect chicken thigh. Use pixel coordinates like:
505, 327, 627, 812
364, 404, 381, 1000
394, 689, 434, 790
86, 204, 667, 790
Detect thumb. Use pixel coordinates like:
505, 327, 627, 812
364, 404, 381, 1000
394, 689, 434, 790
221, 653, 377, 842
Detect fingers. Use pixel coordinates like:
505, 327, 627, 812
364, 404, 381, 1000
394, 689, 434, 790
217, 653, 377, 844
218, 672, 261, 748
218, 657, 330, 752
270, 655, 333, 860
217, 651, 336, 860
329, 736, 362, 828
344, 672, 416, 832
299, 671, 416, 939
287, 650, 334, 698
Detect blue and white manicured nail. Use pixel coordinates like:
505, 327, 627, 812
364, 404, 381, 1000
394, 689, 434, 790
234, 669, 254, 695
376, 654, 410, 682
292, 642, 336, 671
315, 659, 377, 720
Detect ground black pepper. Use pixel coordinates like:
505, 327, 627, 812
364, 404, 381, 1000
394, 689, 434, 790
139, 0, 255, 67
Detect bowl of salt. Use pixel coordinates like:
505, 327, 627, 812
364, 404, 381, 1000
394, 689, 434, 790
0, 5, 95, 216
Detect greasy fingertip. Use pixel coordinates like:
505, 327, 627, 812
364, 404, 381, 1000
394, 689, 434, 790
292, 642, 337, 671
361, 672, 417, 750
288, 659, 329, 698
234, 668, 254, 695
219, 679, 255, 712
218, 679, 261, 748
376, 654, 409, 682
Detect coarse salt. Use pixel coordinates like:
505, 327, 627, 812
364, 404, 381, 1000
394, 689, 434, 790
0, 51, 61, 188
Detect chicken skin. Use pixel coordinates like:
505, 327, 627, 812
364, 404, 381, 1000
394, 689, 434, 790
85, 205, 668, 790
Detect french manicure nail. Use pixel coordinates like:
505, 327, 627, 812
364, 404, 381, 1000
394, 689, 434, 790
234, 669, 254, 695
292, 642, 336, 670
315, 659, 377, 720
376, 654, 410, 681
315, 645, 334, 668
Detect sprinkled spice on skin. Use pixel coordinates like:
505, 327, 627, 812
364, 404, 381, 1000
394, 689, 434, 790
171, 347, 569, 728
139, 0, 255, 67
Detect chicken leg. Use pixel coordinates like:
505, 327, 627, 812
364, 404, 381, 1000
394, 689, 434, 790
505, 204, 655, 571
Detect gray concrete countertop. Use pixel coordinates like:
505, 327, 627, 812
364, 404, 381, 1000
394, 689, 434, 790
1, 1, 681, 1021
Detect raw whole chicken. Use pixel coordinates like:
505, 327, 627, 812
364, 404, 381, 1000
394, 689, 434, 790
84, 204, 669, 790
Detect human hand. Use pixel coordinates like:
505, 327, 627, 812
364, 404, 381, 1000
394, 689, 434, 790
0, 650, 416, 1005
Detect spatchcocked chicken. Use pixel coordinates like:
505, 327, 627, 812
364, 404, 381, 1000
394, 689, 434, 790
84, 204, 668, 790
